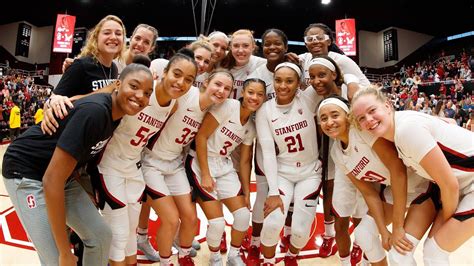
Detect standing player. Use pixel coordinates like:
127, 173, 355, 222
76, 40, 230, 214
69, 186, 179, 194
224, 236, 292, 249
207, 31, 230, 71
221, 29, 266, 100
94, 50, 197, 266
351, 86, 474, 266
2, 63, 153, 265
246, 28, 288, 264
318, 95, 437, 265
140, 70, 234, 266
186, 79, 266, 266
256, 62, 322, 265
308, 55, 366, 264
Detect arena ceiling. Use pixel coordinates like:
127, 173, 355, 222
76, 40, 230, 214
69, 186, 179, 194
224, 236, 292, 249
2, 0, 473, 40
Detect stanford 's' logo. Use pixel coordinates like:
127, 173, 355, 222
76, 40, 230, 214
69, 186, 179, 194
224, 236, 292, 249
26, 194, 36, 209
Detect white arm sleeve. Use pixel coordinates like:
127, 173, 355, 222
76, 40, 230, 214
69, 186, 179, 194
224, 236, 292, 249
255, 106, 280, 196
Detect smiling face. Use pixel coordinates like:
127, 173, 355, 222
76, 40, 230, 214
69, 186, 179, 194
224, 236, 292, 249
194, 47, 212, 75
231, 34, 255, 66
210, 36, 229, 65
351, 94, 393, 138
128, 27, 155, 57
116, 69, 154, 116
319, 104, 349, 140
262, 31, 287, 63
304, 26, 330, 57
241, 81, 266, 112
162, 59, 197, 99
309, 64, 337, 96
97, 20, 125, 58
274, 67, 300, 105
203, 72, 233, 104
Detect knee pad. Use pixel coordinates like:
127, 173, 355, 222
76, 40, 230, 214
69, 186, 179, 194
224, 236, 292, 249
252, 175, 268, 224
232, 207, 250, 232
353, 215, 386, 263
125, 203, 141, 257
206, 217, 226, 248
261, 209, 285, 247
388, 233, 419, 266
103, 206, 130, 261
423, 237, 450, 266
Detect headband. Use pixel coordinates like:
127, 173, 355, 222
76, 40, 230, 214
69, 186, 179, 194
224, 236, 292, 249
317, 98, 349, 116
309, 57, 336, 72
208, 31, 229, 42
275, 62, 302, 78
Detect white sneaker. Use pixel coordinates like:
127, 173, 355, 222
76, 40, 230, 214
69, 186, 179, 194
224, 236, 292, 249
209, 254, 224, 266
137, 239, 160, 262
226, 255, 245, 266
173, 240, 197, 257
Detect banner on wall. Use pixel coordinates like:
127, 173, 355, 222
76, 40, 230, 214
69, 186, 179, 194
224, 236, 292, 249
335, 18, 356, 56
53, 14, 76, 53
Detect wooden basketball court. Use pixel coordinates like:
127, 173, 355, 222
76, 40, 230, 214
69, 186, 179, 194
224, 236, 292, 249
0, 144, 472, 265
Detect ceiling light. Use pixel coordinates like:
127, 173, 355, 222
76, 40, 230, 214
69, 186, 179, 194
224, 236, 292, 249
322, 0, 331, 4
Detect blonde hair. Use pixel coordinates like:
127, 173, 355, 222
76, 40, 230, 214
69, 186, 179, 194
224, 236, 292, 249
221, 29, 255, 69
350, 85, 388, 129
80, 15, 126, 61
189, 38, 215, 54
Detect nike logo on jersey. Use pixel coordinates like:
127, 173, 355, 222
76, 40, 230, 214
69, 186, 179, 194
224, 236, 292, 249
271, 118, 278, 122
187, 108, 194, 112
305, 203, 316, 208
228, 120, 236, 124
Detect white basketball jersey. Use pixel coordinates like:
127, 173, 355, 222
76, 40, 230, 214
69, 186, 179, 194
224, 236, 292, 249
143, 86, 205, 161
332, 127, 392, 185
299, 51, 370, 88
149, 58, 169, 81
207, 99, 256, 158
194, 73, 208, 90
229, 55, 266, 99
257, 88, 321, 180
393, 111, 473, 191
248, 64, 276, 100
98, 82, 176, 177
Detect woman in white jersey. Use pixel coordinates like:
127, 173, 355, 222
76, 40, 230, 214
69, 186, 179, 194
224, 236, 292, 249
293, 23, 369, 259
139, 70, 234, 265
221, 29, 266, 100
186, 79, 265, 266
318, 95, 437, 266
246, 28, 289, 264
308, 55, 366, 263
256, 62, 321, 265
93, 50, 197, 266
351, 86, 474, 266
298, 23, 369, 98
207, 31, 230, 71
188, 39, 214, 89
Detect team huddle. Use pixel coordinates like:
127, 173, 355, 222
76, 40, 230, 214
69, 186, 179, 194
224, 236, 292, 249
2, 14, 473, 266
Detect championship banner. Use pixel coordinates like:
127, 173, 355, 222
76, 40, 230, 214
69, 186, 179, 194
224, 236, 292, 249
335, 18, 356, 56
53, 14, 76, 53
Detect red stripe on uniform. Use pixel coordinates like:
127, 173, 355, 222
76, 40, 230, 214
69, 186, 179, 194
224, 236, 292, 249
438, 142, 468, 158
454, 209, 474, 217
190, 157, 217, 201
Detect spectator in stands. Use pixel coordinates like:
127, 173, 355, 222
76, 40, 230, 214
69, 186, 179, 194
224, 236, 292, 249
439, 82, 447, 96
34, 102, 43, 124
466, 112, 474, 131
9, 101, 20, 140
420, 101, 433, 115
460, 64, 471, 80
433, 100, 446, 117
444, 100, 456, 118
